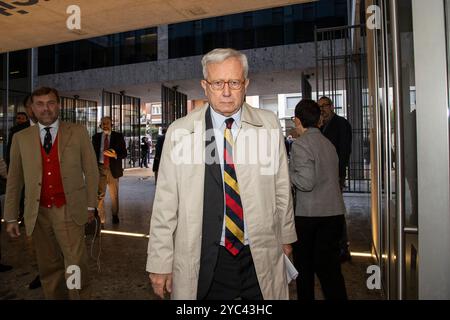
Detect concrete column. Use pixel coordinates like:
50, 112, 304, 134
30, 48, 38, 90
157, 25, 169, 61
413, 0, 450, 300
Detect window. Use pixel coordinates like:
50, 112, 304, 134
38, 28, 157, 75
287, 96, 301, 109
169, 0, 348, 58
152, 104, 162, 115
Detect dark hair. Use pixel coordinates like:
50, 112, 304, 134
23, 95, 32, 108
318, 96, 333, 106
294, 99, 321, 128
31, 87, 60, 103
101, 116, 113, 123
16, 112, 28, 118
162, 127, 167, 134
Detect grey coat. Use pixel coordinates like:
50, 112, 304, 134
289, 128, 346, 217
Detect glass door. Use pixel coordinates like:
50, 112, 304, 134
369, 0, 418, 299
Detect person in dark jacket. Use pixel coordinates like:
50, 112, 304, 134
5, 96, 37, 168
92, 117, 127, 226
140, 137, 149, 168
4, 96, 41, 288
152, 128, 166, 184
0, 158, 12, 273
318, 96, 353, 263
318, 96, 352, 189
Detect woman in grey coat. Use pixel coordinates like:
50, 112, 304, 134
289, 99, 347, 300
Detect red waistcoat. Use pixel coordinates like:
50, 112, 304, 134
40, 135, 67, 208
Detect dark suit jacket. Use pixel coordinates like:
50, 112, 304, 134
196, 108, 225, 300
321, 114, 352, 180
5, 122, 30, 168
152, 134, 165, 172
92, 131, 127, 179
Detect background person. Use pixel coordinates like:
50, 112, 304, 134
290, 99, 347, 300
318, 96, 352, 263
92, 116, 127, 226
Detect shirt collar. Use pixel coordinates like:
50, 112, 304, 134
38, 119, 59, 132
209, 105, 241, 129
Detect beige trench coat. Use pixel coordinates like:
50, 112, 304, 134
146, 103, 297, 299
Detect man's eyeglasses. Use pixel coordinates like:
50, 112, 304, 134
204, 79, 245, 91
290, 116, 296, 121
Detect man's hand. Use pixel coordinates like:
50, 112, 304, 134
6, 222, 20, 238
282, 244, 293, 258
149, 273, 172, 299
103, 149, 117, 159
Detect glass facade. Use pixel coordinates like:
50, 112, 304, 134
60, 97, 98, 138
38, 28, 158, 75
168, 0, 348, 58
315, 24, 370, 194
36, 1, 347, 72
102, 91, 141, 169
0, 50, 31, 158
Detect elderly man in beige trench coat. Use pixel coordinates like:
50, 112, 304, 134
146, 48, 297, 300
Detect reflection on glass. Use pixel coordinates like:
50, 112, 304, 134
169, 0, 348, 58
38, 28, 157, 75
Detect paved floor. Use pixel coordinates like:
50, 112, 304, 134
0, 168, 383, 300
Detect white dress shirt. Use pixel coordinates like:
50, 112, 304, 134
38, 120, 59, 146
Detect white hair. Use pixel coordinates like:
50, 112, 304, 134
201, 48, 249, 79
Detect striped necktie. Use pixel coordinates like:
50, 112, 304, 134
223, 118, 244, 256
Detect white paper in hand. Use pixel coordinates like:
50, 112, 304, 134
284, 254, 299, 283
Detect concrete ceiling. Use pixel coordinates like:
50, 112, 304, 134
0, 0, 314, 53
